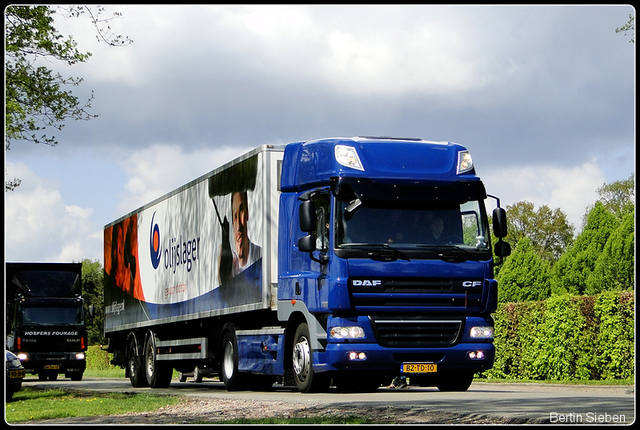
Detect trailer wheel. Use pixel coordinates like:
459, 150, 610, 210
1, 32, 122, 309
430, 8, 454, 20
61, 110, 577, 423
144, 333, 172, 388
221, 330, 245, 391
127, 338, 148, 387
292, 323, 329, 393
194, 366, 204, 383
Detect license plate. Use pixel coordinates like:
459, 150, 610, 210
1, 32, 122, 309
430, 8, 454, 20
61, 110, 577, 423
402, 363, 437, 373
43, 364, 60, 370
10, 370, 25, 378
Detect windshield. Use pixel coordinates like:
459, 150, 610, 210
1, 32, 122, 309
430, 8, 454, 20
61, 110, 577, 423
335, 200, 491, 260
20, 306, 84, 326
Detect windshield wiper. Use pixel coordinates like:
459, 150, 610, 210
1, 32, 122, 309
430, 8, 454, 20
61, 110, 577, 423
418, 244, 485, 262
340, 243, 411, 261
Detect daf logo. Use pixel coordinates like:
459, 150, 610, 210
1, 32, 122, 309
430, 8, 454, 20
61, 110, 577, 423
353, 280, 383, 287
462, 281, 482, 288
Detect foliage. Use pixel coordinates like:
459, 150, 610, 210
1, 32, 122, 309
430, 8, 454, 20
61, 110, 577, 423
496, 238, 551, 303
583, 174, 635, 225
550, 202, 619, 296
586, 209, 635, 295
490, 301, 545, 379
615, 14, 635, 43
5, 5, 131, 191
81, 259, 106, 345
532, 295, 589, 380
494, 175, 634, 302
504, 201, 574, 263
487, 292, 634, 381
594, 292, 635, 380
5, 5, 95, 149
86, 345, 118, 370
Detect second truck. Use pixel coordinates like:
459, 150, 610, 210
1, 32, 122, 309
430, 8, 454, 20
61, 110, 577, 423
103, 136, 511, 392
6, 262, 94, 381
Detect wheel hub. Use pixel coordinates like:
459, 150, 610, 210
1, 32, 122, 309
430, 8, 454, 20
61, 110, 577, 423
292, 336, 310, 382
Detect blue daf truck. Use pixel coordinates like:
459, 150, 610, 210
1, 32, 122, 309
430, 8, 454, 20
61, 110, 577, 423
103, 136, 510, 392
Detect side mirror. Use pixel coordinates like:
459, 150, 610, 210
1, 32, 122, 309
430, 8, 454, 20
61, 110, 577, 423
492, 207, 508, 238
88, 305, 95, 319
298, 235, 316, 253
494, 239, 511, 258
299, 200, 316, 232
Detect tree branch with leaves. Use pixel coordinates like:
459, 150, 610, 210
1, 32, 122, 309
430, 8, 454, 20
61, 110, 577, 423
5, 5, 132, 190
615, 14, 635, 43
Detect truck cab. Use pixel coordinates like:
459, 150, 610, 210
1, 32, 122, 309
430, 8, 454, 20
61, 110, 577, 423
6, 263, 93, 381
277, 137, 510, 392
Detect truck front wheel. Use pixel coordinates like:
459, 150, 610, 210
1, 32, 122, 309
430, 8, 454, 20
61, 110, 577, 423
435, 371, 474, 392
68, 372, 83, 381
221, 329, 246, 391
292, 323, 329, 393
144, 333, 172, 388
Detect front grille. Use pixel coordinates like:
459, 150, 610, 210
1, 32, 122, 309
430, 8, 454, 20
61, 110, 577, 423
350, 278, 482, 312
370, 316, 463, 347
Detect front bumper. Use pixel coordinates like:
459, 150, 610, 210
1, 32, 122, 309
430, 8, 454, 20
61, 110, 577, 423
19, 352, 87, 375
315, 341, 494, 374
314, 314, 495, 375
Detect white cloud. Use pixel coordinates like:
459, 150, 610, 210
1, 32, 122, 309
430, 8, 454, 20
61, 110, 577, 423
114, 144, 255, 218
59, 5, 519, 99
482, 160, 606, 232
5, 162, 102, 262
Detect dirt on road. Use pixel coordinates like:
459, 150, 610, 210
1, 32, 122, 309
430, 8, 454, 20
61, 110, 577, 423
29, 396, 543, 425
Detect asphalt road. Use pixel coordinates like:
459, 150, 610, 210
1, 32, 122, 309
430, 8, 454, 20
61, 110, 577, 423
24, 377, 635, 424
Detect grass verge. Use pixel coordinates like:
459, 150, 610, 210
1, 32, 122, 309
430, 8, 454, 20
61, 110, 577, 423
5, 387, 181, 423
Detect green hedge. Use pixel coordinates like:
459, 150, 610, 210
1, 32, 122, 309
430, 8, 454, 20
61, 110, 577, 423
85, 292, 633, 380
86, 345, 119, 370
486, 291, 634, 381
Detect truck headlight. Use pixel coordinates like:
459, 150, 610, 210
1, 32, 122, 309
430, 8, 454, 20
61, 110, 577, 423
17, 353, 28, 361
457, 150, 473, 174
335, 145, 364, 171
469, 326, 493, 339
75, 352, 86, 360
330, 326, 365, 339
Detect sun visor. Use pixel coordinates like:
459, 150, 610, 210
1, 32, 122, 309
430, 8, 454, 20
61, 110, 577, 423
208, 155, 258, 198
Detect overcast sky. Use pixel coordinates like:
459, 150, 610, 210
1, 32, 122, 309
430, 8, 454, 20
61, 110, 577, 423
5, 5, 635, 264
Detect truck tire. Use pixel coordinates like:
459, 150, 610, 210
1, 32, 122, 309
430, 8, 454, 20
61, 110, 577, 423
435, 371, 474, 392
127, 338, 148, 387
221, 329, 246, 391
194, 366, 204, 383
292, 323, 329, 393
144, 333, 172, 388
68, 372, 83, 381
334, 374, 382, 392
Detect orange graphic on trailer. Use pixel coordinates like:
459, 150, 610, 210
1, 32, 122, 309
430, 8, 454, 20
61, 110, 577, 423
104, 214, 144, 301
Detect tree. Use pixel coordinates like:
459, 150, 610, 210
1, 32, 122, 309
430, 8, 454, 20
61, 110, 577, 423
586, 210, 635, 295
496, 237, 552, 303
582, 174, 635, 225
5, 5, 131, 190
551, 202, 619, 296
615, 14, 635, 43
504, 201, 574, 263
81, 259, 106, 345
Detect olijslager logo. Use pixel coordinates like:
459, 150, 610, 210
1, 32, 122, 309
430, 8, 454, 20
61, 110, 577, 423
150, 212, 162, 269
149, 211, 201, 273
